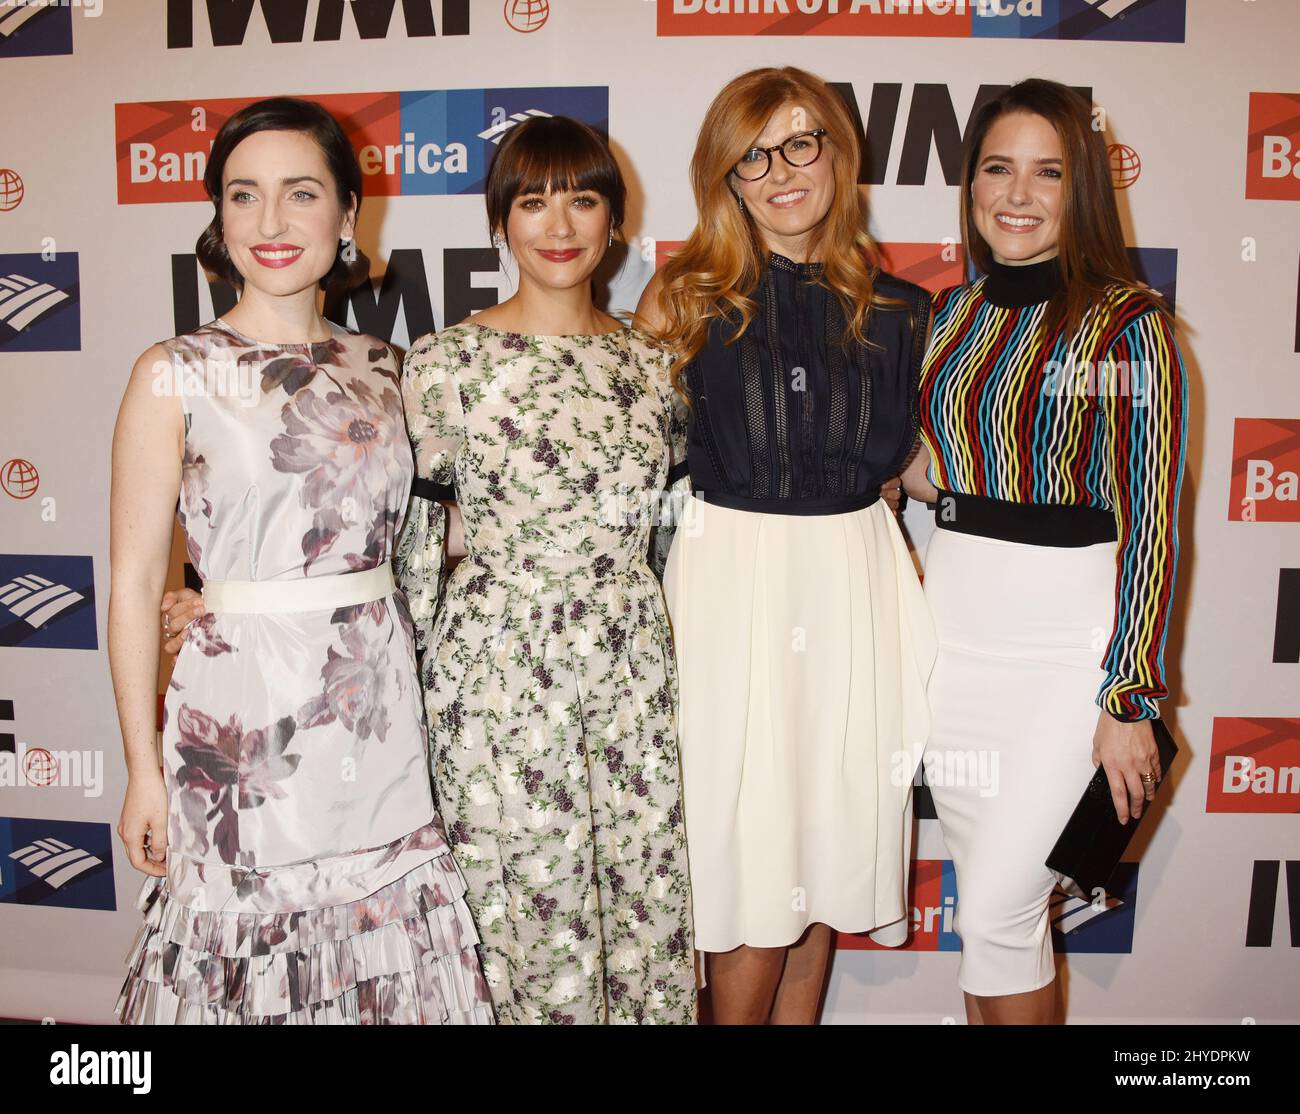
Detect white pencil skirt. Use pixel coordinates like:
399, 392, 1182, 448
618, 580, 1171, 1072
663, 495, 937, 953
922, 527, 1117, 997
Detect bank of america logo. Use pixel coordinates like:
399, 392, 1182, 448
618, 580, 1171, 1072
0, 817, 115, 908
1049, 887, 1126, 934
0, 555, 97, 649
478, 108, 553, 145
0, 272, 70, 332
0, 572, 84, 629
0, 1, 45, 39
1050, 862, 1139, 953
0, 0, 72, 58
1085, 0, 1144, 16
8, 837, 103, 890
0, 253, 80, 351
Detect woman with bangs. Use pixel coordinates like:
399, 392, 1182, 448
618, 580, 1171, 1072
396, 115, 697, 1025
637, 67, 937, 1024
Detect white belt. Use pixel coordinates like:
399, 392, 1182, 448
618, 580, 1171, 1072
202, 562, 395, 615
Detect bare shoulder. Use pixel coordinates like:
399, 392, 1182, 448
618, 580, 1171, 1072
130, 342, 171, 379
121, 342, 176, 405
116, 343, 182, 453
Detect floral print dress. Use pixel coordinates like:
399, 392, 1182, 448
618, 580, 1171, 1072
116, 318, 493, 1025
397, 322, 696, 1024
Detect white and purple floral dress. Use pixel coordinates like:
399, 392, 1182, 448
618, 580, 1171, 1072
116, 317, 493, 1025
397, 323, 697, 1024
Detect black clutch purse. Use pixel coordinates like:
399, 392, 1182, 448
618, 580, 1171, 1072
1046, 718, 1178, 900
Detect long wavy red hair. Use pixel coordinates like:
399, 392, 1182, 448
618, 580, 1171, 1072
652, 66, 892, 394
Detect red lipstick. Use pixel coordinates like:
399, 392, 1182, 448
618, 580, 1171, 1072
250, 243, 305, 268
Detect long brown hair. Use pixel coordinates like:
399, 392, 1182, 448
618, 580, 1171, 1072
959, 79, 1162, 337
653, 66, 890, 394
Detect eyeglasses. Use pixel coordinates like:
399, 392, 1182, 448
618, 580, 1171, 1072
731, 129, 827, 182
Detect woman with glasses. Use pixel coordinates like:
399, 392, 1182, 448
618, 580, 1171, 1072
637, 66, 936, 1024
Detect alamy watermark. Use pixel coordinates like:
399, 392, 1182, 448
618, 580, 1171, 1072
3, 0, 103, 16
152, 357, 259, 407
892, 745, 1000, 798
1041, 357, 1156, 407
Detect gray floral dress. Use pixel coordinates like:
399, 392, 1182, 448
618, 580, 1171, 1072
397, 322, 696, 1024
116, 318, 493, 1025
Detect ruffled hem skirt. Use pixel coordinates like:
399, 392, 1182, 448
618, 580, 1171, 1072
664, 496, 937, 952
115, 842, 494, 1025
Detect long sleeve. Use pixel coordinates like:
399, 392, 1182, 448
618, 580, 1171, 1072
1096, 306, 1188, 721
648, 358, 692, 582
396, 332, 465, 657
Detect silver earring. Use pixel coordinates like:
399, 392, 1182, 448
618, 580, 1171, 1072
491, 234, 505, 250
607, 231, 614, 246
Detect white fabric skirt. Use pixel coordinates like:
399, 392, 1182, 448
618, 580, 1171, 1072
663, 495, 936, 952
922, 527, 1117, 996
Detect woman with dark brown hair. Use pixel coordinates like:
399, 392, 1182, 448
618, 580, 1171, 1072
903, 78, 1187, 1024
397, 114, 697, 1025
110, 97, 491, 1024
638, 66, 936, 1024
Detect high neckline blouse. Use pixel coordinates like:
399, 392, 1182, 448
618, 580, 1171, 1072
682, 259, 932, 511
982, 256, 1063, 309
766, 250, 824, 276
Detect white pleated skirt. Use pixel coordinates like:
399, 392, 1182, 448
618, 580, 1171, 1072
663, 495, 937, 953
922, 527, 1117, 996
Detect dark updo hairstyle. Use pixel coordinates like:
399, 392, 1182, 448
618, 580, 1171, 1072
484, 115, 625, 247
197, 96, 369, 293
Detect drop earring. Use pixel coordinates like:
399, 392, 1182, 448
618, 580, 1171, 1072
607, 230, 614, 246
491, 233, 505, 250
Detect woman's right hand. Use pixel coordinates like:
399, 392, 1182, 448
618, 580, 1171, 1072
161, 588, 205, 655
118, 771, 169, 877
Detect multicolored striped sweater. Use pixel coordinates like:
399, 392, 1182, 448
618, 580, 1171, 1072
918, 257, 1188, 722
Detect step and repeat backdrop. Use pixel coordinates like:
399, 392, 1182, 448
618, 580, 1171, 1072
0, 0, 1296, 1024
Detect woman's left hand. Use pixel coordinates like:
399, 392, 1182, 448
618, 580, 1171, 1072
882, 476, 903, 513
1091, 712, 1162, 824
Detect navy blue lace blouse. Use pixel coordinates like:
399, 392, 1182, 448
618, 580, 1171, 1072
681, 253, 931, 514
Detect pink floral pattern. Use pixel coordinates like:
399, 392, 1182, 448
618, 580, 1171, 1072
118, 318, 492, 1025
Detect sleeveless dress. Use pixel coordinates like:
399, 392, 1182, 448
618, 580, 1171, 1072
115, 317, 493, 1025
397, 322, 697, 1025
662, 254, 938, 952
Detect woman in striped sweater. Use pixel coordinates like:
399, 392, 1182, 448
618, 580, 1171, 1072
902, 79, 1187, 1024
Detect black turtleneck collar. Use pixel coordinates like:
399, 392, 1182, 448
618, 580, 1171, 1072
982, 255, 1063, 309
